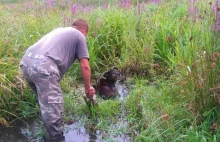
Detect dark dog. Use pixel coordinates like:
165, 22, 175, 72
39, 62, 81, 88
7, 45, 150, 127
94, 67, 122, 99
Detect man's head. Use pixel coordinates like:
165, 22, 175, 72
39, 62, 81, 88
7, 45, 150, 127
72, 18, 89, 37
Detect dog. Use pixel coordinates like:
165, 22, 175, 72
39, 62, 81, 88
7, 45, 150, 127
94, 67, 122, 99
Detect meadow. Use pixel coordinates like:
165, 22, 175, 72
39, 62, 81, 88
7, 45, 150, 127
0, 0, 219, 141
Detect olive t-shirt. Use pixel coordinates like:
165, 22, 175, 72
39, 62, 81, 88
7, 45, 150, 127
26, 27, 89, 76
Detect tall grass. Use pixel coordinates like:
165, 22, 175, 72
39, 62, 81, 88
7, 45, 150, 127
0, 0, 219, 141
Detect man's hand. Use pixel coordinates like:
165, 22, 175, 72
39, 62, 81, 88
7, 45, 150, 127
80, 58, 94, 99
85, 87, 95, 99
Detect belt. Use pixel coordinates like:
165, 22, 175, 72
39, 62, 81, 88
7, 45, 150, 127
25, 51, 48, 60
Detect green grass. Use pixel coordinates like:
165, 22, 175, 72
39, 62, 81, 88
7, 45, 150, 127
0, 0, 28, 3
0, 0, 219, 141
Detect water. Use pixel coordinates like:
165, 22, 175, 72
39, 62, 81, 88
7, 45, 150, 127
116, 81, 129, 100
0, 120, 29, 142
0, 118, 130, 142
64, 122, 101, 142
0, 82, 130, 142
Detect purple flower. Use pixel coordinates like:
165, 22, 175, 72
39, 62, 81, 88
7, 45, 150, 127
213, 0, 219, 11
187, 0, 198, 22
188, 6, 198, 15
123, 0, 131, 7
138, 3, 141, 15
47, 0, 54, 7
102, 3, 109, 10
191, 0, 196, 5
118, 0, 121, 7
26, 2, 33, 9
85, 6, 92, 12
9, 4, 15, 9
71, 5, 77, 15
214, 12, 220, 31
118, 0, 131, 8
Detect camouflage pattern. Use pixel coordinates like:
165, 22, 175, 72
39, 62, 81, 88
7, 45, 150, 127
20, 54, 64, 139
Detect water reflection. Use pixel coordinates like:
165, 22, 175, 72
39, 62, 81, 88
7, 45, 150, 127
0, 119, 33, 142
64, 122, 100, 142
0, 82, 130, 142
0, 118, 130, 142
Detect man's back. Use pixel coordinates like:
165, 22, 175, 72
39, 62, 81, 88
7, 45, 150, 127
24, 27, 89, 76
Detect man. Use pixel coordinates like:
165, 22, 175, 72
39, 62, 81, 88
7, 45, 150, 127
19, 18, 95, 141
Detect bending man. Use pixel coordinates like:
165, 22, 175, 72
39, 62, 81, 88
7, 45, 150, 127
19, 18, 95, 141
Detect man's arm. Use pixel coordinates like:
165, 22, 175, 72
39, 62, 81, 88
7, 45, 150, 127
79, 58, 95, 98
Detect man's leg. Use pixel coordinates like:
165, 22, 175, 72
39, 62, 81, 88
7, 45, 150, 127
20, 57, 64, 140
33, 72, 64, 140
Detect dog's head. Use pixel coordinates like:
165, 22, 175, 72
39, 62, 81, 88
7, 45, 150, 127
103, 67, 122, 83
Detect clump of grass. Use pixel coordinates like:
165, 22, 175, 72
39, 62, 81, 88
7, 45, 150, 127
0, 0, 219, 141
124, 78, 219, 141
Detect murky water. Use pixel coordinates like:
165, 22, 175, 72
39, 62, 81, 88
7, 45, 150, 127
0, 120, 29, 142
0, 82, 130, 142
0, 117, 130, 142
116, 81, 129, 100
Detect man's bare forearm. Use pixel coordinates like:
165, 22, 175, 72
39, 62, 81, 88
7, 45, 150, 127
80, 58, 91, 90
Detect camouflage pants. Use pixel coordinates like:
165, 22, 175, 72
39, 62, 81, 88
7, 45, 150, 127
20, 55, 64, 139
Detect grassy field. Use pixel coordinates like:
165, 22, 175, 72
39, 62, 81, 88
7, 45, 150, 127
0, 0, 219, 141
0, 0, 29, 3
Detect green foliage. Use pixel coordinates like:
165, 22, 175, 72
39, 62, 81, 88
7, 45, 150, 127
96, 99, 121, 119
74, 0, 117, 5
125, 79, 220, 142
0, 0, 219, 141
0, 0, 28, 3
87, 6, 153, 72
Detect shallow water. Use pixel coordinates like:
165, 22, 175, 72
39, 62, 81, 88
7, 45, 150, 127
116, 81, 129, 100
0, 116, 130, 142
0, 82, 130, 142
0, 120, 29, 142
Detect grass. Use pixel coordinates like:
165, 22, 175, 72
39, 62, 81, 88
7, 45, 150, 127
0, 0, 29, 3
0, 0, 219, 141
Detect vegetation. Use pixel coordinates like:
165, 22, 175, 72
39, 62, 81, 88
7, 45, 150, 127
0, 0, 219, 141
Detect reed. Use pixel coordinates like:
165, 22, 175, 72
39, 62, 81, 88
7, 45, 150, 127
0, 0, 219, 141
